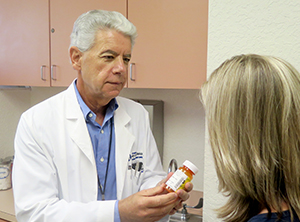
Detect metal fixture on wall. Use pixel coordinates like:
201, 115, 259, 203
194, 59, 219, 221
134, 99, 164, 163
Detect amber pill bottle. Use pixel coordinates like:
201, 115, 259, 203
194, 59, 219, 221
165, 160, 199, 192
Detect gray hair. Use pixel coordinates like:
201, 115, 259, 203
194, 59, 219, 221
69, 10, 137, 52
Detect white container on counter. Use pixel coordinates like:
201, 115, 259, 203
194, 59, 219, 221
0, 156, 13, 190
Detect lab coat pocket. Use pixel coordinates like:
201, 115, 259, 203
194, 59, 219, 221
128, 151, 144, 186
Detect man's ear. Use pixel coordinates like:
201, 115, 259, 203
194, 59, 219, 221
69, 46, 83, 71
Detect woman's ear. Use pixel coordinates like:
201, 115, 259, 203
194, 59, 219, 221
69, 46, 83, 71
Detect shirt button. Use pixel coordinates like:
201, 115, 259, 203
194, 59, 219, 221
100, 157, 104, 162
101, 130, 104, 134
88, 113, 93, 118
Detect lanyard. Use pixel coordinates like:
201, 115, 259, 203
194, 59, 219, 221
98, 118, 113, 201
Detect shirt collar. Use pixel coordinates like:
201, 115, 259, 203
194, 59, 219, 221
73, 80, 118, 122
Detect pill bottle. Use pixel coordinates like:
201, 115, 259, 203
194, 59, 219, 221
165, 160, 198, 192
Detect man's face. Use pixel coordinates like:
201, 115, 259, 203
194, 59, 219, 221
76, 29, 132, 102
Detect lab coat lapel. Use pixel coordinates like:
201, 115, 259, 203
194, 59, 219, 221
114, 100, 135, 199
65, 83, 95, 166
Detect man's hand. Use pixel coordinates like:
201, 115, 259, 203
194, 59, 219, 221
118, 185, 179, 222
158, 172, 194, 215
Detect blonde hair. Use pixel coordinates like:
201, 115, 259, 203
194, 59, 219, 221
201, 54, 300, 221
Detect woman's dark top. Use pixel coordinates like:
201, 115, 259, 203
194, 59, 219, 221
248, 210, 300, 222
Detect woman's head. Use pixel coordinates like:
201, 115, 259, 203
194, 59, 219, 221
201, 54, 300, 221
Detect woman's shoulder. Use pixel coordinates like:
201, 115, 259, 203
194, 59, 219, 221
248, 210, 299, 222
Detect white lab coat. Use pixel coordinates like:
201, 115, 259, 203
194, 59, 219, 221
12, 82, 167, 222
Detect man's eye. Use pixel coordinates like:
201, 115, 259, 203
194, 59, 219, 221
124, 58, 131, 64
104, 55, 114, 60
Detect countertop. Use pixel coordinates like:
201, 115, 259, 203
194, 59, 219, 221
0, 188, 16, 222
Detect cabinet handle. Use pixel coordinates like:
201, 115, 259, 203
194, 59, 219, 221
130, 63, 135, 81
40, 65, 46, 81
51, 65, 57, 81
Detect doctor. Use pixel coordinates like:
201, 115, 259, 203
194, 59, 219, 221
12, 9, 192, 222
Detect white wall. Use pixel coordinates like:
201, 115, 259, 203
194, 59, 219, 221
0, 89, 31, 158
204, 1, 300, 221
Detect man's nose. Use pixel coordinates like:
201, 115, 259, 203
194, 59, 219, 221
112, 58, 126, 74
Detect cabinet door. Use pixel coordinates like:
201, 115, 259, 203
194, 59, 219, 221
127, 0, 208, 89
50, 0, 126, 87
0, 0, 50, 86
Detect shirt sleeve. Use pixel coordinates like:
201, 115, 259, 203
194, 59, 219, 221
114, 200, 121, 222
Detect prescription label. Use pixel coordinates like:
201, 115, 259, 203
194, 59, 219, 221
165, 170, 189, 191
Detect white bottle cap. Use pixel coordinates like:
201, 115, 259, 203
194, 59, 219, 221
183, 160, 199, 175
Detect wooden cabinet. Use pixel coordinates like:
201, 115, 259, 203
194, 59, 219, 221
50, 0, 126, 86
0, 0, 207, 89
0, 0, 50, 86
0, 0, 125, 87
127, 0, 208, 89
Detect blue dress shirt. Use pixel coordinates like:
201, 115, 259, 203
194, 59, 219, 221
74, 81, 120, 221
